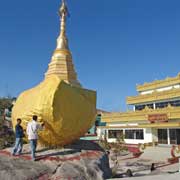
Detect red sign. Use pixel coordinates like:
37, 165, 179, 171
148, 114, 168, 123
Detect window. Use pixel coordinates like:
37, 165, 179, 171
135, 105, 145, 111
135, 104, 153, 111
169, 129, 176, 144
125, 129, 144, 140
157, 129, 168, 144
125, 130, 134, 139
156, 102, 168, 109
169, 129, 180, 144
155, 100, 180, 109
170, 100, 180, 107
108, 130, 123, 139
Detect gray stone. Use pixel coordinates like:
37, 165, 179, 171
0, 140, 112, 180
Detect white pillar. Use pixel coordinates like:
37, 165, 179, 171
167, 129, 170, 145
106, 130, 109, 141
153, 103, 156, 109
133, 106, 136, 112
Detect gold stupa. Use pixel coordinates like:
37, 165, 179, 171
12, 0, 96, 146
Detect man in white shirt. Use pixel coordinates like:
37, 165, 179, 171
26, 115, 44, 161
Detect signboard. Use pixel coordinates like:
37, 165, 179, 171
148, 114, 168, 123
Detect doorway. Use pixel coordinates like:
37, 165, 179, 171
169, 129, 180, 145
158, 129, 168, 144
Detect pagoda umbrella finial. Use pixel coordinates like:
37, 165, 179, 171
59, 0, 68, 18
56, 0, 69, 50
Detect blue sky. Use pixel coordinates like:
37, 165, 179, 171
0, 0, 180, 112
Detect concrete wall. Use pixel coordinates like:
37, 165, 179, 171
97, 128, 155, 144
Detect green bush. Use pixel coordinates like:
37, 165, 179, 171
0, 97, 13, 115
0, 116, 15, 150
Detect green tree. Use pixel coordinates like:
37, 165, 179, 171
0, 97, 13, 115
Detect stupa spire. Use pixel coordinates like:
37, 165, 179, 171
57, 0, 69, 50
45, 0, 81, 87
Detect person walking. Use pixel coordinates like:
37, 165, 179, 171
26, 115, 44, 161
12, 118, 24, 155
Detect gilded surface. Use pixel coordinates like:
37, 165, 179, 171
12, 1, 97, 146
127, 88, 180, 105
99, 122, 180, 129
45, 0, 81, 87
137, 73, 180, 92
101, 105, 180, 123
12, 75, 96, 146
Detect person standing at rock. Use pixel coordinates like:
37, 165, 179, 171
26, 115, 44, 161
12, 118, 24, 155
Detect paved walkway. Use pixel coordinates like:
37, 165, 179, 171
119, 172, 180, 180
140, 146, 172, 162
109, 145, 180, 179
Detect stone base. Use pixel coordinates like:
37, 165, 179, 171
0, 140, 112, 180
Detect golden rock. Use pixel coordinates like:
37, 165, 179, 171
12, 1, 96, 146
